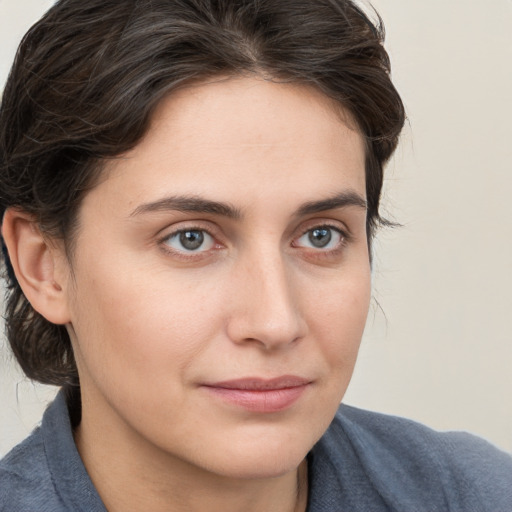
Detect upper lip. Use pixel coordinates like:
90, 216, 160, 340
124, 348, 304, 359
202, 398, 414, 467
203, 376, 311, 391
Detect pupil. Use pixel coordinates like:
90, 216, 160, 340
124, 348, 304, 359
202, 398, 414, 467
180, 230, 204, 250
309, 228, 331, 248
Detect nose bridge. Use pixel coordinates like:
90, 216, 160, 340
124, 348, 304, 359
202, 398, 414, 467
228, 244, 306, 349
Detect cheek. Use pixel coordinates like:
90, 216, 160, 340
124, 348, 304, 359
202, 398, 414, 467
67, 261, 223, 396
290, 265, 371, 436
307, 265, 371, 367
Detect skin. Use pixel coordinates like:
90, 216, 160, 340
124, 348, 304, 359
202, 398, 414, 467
4, 77, 371, 512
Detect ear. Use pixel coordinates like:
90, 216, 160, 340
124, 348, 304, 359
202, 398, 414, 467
1, 209, 71, 325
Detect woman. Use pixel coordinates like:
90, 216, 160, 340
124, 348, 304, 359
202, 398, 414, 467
1, 1, 511, 510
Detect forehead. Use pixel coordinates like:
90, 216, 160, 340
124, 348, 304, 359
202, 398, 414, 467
140, 77, 362, 163
85, 77, 366, 217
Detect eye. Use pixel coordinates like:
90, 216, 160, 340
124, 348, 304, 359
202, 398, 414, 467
295, 226, 344, 250
163, 229, 215, 253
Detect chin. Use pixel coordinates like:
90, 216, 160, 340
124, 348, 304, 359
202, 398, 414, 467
208, 450, 306, 480
189, 426, 319, 480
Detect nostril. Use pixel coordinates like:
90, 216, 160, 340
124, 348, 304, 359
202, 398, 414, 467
225, 257, 307, 348
226, 305, 306, 350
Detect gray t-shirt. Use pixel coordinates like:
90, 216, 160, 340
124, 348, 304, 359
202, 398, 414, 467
1, 389, 511, 511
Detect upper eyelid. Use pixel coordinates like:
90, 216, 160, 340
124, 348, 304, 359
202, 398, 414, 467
158, 227, 220, 259
156, 218, 352, 245
156, 227, 217, 253
300, 222, 345, 233
164, 227, 213, 239
293, 225, 347, 248
164, 228, 215, 250
296, 221, 351, 240
157, 220, 220, 239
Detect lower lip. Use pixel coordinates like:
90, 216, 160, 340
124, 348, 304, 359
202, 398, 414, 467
202, 385, 308, 413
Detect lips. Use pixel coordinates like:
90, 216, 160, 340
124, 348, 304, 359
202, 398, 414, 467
201, 376, 311, 413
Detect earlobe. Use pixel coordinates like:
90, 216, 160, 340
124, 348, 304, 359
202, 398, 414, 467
1, 209, 71, 325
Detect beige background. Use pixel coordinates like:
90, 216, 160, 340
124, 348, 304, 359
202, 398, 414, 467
1, 0, 511, 456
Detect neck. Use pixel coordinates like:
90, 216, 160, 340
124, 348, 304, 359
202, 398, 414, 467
73, 393, 308, 512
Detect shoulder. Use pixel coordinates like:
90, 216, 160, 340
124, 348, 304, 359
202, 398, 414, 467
0, 427, 64, 512
335, 404, 512, 475
311, 404, 512, 511
1, 390, 106, 512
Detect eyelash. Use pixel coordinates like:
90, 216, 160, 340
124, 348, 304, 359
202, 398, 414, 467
293, 224, 349, 255
158, 225, 220, 260
158, 223, 350, 261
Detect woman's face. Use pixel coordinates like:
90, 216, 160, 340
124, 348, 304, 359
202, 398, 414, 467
63, 77, 371, 478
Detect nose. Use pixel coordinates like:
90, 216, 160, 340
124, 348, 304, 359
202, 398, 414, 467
225, 251, 308, 350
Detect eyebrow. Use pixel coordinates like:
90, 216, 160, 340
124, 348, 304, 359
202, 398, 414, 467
296, 191, 367, 216
129, 191, 367, 219
130, 195, 242, 219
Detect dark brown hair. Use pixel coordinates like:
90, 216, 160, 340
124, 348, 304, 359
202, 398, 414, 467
0, 0, 405, 387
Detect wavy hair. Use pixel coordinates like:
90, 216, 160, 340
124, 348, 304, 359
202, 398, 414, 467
0, 0, 405, 386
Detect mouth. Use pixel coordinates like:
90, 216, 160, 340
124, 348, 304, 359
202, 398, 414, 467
201, 376, 311, 413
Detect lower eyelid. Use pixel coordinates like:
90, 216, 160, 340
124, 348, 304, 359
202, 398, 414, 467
294, 225, 346, 248
161, 228, 216, 252
159, 223, 349, 258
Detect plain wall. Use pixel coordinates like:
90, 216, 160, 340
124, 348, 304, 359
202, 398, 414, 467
1, 0, 511, 456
